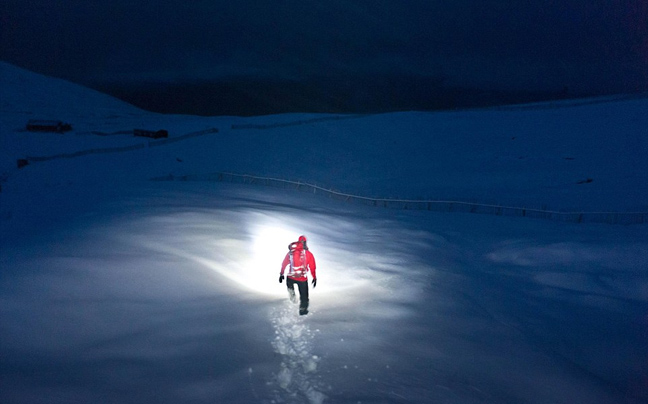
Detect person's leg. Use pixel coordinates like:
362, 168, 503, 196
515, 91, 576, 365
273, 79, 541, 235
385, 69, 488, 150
296, 280, 309, 314
286, 278, 297, 302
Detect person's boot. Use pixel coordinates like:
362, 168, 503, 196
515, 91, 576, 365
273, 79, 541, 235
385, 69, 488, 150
288, 288, 297, 303
299, 300, 309, 315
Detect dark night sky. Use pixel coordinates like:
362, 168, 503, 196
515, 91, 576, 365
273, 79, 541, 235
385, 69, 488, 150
2, 0, 647, 115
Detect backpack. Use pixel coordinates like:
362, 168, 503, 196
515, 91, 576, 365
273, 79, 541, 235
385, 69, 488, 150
288, 242, 307, 277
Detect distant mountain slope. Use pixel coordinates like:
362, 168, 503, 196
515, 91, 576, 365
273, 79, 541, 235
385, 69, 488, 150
0, 61, 141, 117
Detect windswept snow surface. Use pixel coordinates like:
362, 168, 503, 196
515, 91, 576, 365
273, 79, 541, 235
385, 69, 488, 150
1, 62, 647, 404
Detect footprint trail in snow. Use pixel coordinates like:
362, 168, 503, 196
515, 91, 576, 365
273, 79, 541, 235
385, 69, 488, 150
270, 301, 327, 404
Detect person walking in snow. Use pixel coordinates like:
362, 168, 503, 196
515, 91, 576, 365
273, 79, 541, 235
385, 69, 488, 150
279, 235, 317, 315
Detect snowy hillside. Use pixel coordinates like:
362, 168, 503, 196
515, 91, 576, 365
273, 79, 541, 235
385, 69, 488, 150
2, 61, 648, 215
1, 62, 647, 404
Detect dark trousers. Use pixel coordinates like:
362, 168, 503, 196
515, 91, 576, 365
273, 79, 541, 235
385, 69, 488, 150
286, 278, 309, 310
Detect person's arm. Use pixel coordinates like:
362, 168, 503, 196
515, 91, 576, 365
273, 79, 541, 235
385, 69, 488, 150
280, 253, 289, 275
307, 251, 317, 279
279, 253, 290, 282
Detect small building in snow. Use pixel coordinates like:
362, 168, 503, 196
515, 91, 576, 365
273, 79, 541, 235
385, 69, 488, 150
133, 129, 168, 139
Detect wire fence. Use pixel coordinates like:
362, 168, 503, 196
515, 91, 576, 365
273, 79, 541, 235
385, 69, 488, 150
151, 172, 647, 226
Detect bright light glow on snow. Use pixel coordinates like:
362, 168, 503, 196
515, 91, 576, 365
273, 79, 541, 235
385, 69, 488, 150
126, 204, 413, 309
122, 209, 292, 298
245, 214, 304, 297
243, 211, 390, 301
245, 211, 397, 304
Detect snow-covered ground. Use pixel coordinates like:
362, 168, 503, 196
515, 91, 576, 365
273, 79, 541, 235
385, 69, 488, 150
1, 61, 647, 404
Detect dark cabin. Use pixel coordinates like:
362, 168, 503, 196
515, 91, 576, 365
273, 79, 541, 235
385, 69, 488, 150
133, 129, 169, 139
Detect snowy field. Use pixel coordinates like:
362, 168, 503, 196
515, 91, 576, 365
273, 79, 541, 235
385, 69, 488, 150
1, 62, 647, 404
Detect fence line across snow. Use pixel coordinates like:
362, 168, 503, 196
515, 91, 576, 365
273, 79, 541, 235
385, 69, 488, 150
151, 172, 647, 225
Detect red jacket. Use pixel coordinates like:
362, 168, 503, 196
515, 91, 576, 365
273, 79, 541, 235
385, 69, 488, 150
281, 247, 316, 282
